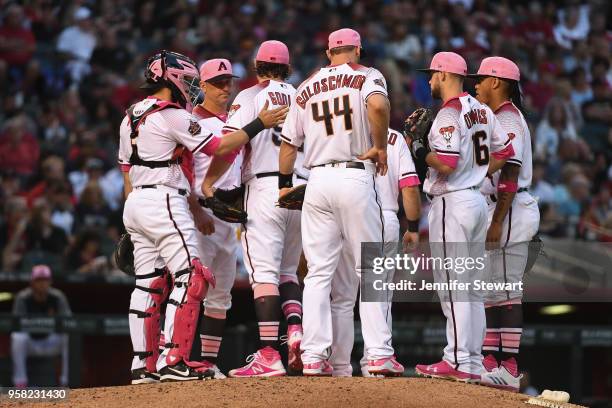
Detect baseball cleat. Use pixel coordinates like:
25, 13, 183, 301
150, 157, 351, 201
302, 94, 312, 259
303, 360, 333, 376
228, 347, 286, 378
367, 356, 404, 377
415, 360, 480, 383
159, 361, 214, 382
361, 366, 384, 378
479, 365, 522, 392
282, 325, 304, 371
199, 360, 227, 379
131, 367, 160, 384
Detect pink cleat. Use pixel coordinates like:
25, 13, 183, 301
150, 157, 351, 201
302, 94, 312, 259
367, 356, 404, 377
283, 325, 303, 371
228, 347, 286, 378
303, 360, 333, 376
415, 360, 480, 383
482, 354, 499, 373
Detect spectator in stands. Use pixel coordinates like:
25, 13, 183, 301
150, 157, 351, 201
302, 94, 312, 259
553, 2, 590, 50
1, 196, 28, 272
64, 229, 108, 275
56, 7, 97, 82
73, 181, 111, 233
0, 4, 36, 70
535, 98, 579, 162
11, 265, 70, 387
0, 115, 40, 180
24, 199, 68, 271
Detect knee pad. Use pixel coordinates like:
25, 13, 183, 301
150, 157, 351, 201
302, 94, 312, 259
130, 268, 171, 372
166, 259, 215, 366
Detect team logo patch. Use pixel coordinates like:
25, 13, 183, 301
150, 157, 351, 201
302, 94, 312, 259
188, 120, 201, 136
228, 104, 240, 119
507, 132, 516, 140
374, 78, 386, 89
439, 126, 455, 146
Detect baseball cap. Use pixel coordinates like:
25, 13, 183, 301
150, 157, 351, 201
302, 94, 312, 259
31, 265, 52, 281
417, 52, 468, 76
328, 28, 361, 50
200, 58, 239, 82
468, 56, 520, 81
74, 7, 91, 21
255, 41, 290, 65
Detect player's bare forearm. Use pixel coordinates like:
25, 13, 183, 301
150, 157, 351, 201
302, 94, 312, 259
425, 152, 455, 175
490, 163, 519, 225
401, 186, 421, 222
203, 156, 232, 197
122, 172, 132, 199
279, 141, 298, 174
366, 94, 390, 149
216, 131, 249, 155
488, 155, 508, 176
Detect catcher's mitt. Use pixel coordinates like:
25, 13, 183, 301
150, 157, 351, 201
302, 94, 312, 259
114, 233, 135, 275
202, 185, 247, 223
278, 184, 306, 210
404, 108, 433, 158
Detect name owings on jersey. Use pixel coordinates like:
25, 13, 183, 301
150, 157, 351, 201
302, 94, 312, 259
463, 108, 488, 129
296, 74, 366, 108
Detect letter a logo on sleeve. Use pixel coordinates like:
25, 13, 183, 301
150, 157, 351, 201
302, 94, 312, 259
188, 120, 201, 136
439, 126, 455, 146
374, 78, 386, 89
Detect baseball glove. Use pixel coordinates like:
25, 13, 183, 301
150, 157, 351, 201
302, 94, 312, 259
203, 186, 247, 223
114, 233, 135, 275
404, 108, 433, 158
278, 184, 307, 210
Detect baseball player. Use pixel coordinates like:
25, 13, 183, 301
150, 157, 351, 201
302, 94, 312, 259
278, 28, 398, 376
407, 52, 514, 382
203, 41, 305, 377
470, 57, 540, 392
184, 58, 242, 379
119, 50, 287, 383
328, 128, 421, 377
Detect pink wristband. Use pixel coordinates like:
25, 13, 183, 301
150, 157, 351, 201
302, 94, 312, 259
497, 181, 518, 193
120, 164, 132, 173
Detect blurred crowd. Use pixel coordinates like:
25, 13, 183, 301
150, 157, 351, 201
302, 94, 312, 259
0, 0, 610, 276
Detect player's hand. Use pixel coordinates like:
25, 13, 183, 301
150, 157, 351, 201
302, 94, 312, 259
202, 183, 215, 198
402, 231, 419, 253
485, 222, 503, 250
258, 100, 289, 129
358, 146, 388, 176
193, 205, 215, 235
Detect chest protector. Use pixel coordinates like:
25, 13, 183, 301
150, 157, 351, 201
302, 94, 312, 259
126, 99, 185, 168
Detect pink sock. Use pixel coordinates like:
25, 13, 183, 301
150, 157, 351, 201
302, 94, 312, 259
483, 354, 498, 372
501, 357, 518, 377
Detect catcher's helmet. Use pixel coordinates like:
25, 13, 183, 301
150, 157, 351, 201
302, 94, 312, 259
141, 50, 200, 112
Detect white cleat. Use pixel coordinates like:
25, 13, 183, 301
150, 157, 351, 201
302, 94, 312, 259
480, 365, 522, 392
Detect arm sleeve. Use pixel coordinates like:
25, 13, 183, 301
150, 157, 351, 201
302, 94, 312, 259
167, 109, 216, 154
117, 117, 132, 173
223, 93, 256, 133
397, 134, 420, 188
280, 102, 305, 148
489, 113, 514, 159
362, 68, 388, 103
495, 110, 525, 167
429, 108, 461, 169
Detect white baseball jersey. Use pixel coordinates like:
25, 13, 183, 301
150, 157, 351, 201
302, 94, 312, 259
222, 80, 304, 181
118, 97, 216, 191
281, 63, 388, 167
191, 105, 241, 196
479, 101, 533, 195
376, 129, 420, 212
423, 93, 514, 196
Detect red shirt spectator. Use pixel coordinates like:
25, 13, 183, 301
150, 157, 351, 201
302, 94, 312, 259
0, 116, 40, 177
0, 4, 36, 67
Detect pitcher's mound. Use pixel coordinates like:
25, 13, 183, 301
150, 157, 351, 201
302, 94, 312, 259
3, 377, 582, 408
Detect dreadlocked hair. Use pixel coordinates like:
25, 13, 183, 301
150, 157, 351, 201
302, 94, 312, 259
255, 61, 290, 81
506, 79, 527, 115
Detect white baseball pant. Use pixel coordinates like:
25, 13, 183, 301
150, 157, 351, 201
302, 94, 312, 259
329, 210, 399, 376
300, 165, 389, 365
11, 332, 68, 386
123, 186, 201, 372
429, 188, 488, 375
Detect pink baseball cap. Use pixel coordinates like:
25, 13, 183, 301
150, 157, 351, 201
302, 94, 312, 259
255, 40, 290, 65
417, 52, 468, 76
31, 265, 51, 281
199, 58, 239, 82
328, 28, 361, 50
469, 56, 520, 81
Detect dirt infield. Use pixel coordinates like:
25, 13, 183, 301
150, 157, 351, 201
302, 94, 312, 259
3, 377, 581, 408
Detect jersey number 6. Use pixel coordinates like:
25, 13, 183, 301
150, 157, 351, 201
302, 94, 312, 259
312, 95, 353, 136
472, 130, 489, 165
